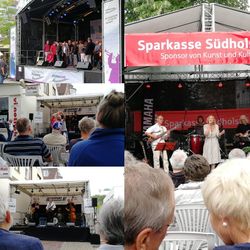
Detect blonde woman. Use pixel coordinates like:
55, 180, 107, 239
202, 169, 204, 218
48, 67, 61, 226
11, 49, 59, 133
202, 159, 250, 249
203, 115, 225, 169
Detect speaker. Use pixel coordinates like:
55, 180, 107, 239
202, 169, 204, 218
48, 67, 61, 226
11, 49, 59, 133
54, 61, 66, 68
37, 60, 47, 66
29, 113, 34, 121
92, 198, 97, 207
76, 62, 93, 70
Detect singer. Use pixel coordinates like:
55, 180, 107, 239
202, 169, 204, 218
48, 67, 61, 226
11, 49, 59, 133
203, 115, 225, 169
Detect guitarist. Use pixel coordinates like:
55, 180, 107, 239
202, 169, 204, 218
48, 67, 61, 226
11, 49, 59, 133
145, 115, 169, 172
31, 198, 40, 225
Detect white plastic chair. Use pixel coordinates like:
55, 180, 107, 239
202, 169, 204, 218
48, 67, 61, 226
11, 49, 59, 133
159, 232, 216, 250
46, 144, 66, 166
175, 204, 210, 232
4, 153, 44, 167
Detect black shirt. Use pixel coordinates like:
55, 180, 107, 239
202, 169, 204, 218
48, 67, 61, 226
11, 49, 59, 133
236, 124, 250, 134
169, 171, 186, 188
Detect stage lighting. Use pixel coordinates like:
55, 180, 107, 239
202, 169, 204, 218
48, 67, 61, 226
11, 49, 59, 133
145, 84, 151, 89
67, 188, 70, 192
31, 189, 34, 193
15, 187, 20, 195
177, 83, 183, 89
217, 82, 224, 88
75, 187, 78, 192
245, 82, 250, 88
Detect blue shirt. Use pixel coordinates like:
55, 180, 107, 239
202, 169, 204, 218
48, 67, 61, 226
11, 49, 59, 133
3, 135, 50, 158
0, 228, 44, 250
68, 128, 124, 166
215, 243, 250, 250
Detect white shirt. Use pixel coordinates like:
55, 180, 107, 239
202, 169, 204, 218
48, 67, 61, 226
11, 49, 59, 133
46, 201, 56, 211
146, 123, 167, 147
175, 181, 204, 206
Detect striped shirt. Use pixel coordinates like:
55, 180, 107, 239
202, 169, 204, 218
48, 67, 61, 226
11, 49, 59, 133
4, 135, 51, 159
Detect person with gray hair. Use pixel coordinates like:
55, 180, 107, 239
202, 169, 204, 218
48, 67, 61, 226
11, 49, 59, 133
125, 162, 175, 250
169, 149, 188, 188
69, 116, 96, 151
228, 148, 246, 159
175, 154, 210, 206
98, 199, 124, 250
0, 197, 44, 249
202, 159, 250, 249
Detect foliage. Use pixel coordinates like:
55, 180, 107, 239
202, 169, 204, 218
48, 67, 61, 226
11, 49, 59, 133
125, 0, 249, 23
0, 0, 16, 45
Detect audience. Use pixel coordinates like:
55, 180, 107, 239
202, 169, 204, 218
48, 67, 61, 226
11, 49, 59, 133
43, 121, 67, 145
175, 154, 210, 206
202, 159, 250, 249
228, 148, 246, 159
69, 117, 96, 151
68, 90, 124, 166
98, 199, 124, 250
169, 149, 188, 188
0, 197, 44, 250
3, 118, 52, 163
125, 160, 175, 250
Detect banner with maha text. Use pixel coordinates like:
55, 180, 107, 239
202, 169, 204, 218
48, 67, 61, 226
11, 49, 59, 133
126, 32, 250, 66
133, 108, 250, 132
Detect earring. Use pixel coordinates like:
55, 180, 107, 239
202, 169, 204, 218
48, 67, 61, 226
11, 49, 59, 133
222, 222, 228, 227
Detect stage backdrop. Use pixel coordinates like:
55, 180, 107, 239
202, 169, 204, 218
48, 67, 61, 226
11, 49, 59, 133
126, 32, 250, 66
133, 108, 250, 132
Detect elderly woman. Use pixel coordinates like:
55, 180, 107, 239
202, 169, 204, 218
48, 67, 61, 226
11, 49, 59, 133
228, 148, 246, 159
175, 154, 210, 206
69, 90, 124, 166
203, 115, 225, 169
125, 161, 175, 250
169, 149, 188, 188
202, 159, 250, 249
98, 199, 124, 250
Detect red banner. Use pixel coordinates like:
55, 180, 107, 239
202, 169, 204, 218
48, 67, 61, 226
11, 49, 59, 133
133, 108, 250, 132
125, 32, 250, 66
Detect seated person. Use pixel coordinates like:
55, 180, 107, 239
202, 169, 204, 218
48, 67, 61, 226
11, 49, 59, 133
125, 157, 175, 250
202, 159, 250, 250
43, 121, 67, 145
69, 90, 124, 166
4, 118, 52, 163
69, 117, 96, 151
235, 115, 250, 138
175, 154, 210, 206
169, 149, 188, 188
228, 148, 246, 159
0, 133, 7, 142
46, 198, 56, 222
98, 199, 124, 250
0, 197, 44, 250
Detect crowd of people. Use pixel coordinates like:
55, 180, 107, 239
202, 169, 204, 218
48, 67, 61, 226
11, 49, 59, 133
0, 90, 125, 167
43, 38, 102, 68
125, 152, 250, 250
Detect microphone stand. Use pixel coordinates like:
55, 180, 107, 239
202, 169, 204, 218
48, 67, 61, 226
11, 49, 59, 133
214, 106, 227, 158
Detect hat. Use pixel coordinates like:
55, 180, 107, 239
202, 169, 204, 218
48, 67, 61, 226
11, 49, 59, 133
52, 121, 62, 130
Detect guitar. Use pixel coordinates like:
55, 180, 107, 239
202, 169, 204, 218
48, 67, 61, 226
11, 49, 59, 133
146, 125, 180, 143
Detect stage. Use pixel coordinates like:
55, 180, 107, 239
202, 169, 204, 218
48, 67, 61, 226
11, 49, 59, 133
11, 225, 100, 244
16, 65, 102, 84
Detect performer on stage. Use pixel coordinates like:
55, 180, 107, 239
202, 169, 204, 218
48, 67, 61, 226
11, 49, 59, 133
203, 115, 225, 169
235, 115, 250, 137
31, 198, 40, 225
145, 115, 169, 172
194, 115, 205, 135
46, 198, 56, 222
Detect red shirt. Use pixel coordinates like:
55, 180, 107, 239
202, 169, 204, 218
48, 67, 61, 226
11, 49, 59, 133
50, 44, 57, 55
44, 44, 51, 52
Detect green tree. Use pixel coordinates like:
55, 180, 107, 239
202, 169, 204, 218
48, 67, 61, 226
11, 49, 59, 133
125, 0, 249, 23
0, 0, 16, 45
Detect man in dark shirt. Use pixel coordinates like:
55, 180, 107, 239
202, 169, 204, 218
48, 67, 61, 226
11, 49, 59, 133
0, 197, 44, 250
85, 37, 96, 64
235, 115, 250, 148
3, 118, 52, 163
0, 55, 7, 84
